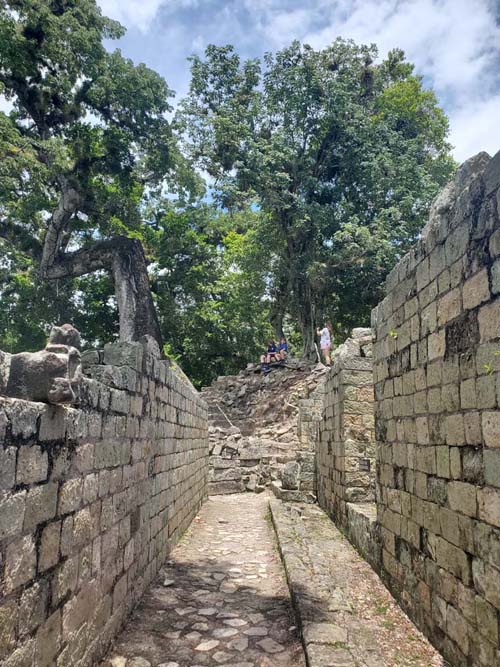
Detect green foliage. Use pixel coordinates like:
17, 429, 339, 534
0, 239, 118, 352
179, 39, 456, 354
153, 206, 272, 387
0, 3, 456, 384
0, 0, 182, 263
0, 0, 181, 349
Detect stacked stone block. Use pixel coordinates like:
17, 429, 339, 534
316, 329, 376, 529
204, 363, 327, 495
0, 340, 208, 667
293, 385, 325, 495
269, 384, 325, 503
372, 151, 500, 667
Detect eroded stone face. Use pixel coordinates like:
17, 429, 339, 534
48, 323, 81, 349
3, 324, 82, 405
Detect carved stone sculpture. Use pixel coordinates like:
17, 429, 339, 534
3, 324, 82, 404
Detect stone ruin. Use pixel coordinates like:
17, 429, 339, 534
313, 150, 500, 667
201, 361, 327, 498
271, 383, 325, 502
1, 324, 82, 404
0, 328, 208, 667
315, 327, 380, 567
1, 148, 500, 667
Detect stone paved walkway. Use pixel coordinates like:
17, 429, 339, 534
100, 493, 305, 667
270, 500, 445, 667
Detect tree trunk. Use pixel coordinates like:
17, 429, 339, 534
294, 273, 316, 360
41, 236, 163, 348
299, 304, 316, 360
272, 311, 284, 340
270, 274, 289, 340
283, 228, 317, 360
111, 239, 163, 346
40, 182, 82, 275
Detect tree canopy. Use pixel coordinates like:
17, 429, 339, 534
0, 2, 456, 385
0, 0, 183, 347
178, 41, 455, 355
152, 206, 273, 385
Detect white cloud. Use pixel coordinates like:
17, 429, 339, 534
303, 0, 500, 105
238, 0, 311, 49
95, 0, 500, 161
449, 95, 500, 162
98, 0, 164, 31
98, 0, 202, 32
0, 96, 13, 114
253, 0, 500, 160
254, 7, 314, 45
297, 0, 500, 161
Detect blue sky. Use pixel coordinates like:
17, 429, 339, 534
97, 0, 500, 163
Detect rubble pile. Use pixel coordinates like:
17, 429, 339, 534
201, 360, 328, 495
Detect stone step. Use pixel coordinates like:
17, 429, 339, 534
209, 468, 242, 482
208, 480, 245, 495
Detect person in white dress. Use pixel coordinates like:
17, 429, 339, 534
317, 322, 333, 366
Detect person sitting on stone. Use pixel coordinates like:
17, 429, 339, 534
278, 336, 289, 360
260, 340, 280, 366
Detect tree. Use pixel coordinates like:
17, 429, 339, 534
179, 40, 456, 355
152, 205, 272, 386
0, 0, 179, 347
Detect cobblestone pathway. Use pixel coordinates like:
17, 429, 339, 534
101, 493, 306, 667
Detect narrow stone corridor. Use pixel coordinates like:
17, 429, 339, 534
100, 493, 305, 667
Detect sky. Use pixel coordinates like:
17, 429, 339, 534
95, 0, 500, 163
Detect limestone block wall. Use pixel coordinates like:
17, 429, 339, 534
0, 341, 208, 667
316, 329, 376, 528
296, 385, 325, 493
372, 151, 500, 667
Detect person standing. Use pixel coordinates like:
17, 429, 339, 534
317, 322, 332, 366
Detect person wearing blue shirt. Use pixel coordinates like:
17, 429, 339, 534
278, 337, 288, 360
260, 339, 280, 373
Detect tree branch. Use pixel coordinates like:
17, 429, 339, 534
39, 179, 82, 276
43, 236, 164, 347
42, 239, 116, 279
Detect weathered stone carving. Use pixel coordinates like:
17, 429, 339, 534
3, 324, 82, 404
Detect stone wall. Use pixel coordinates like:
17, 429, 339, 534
0, 340, 208, 667
296, 384, 325, 495
316, 329, 376, 529
371, 151, 500, 667
270, 386, 324, 503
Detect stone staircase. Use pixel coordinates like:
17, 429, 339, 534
201, 360, 328, 496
